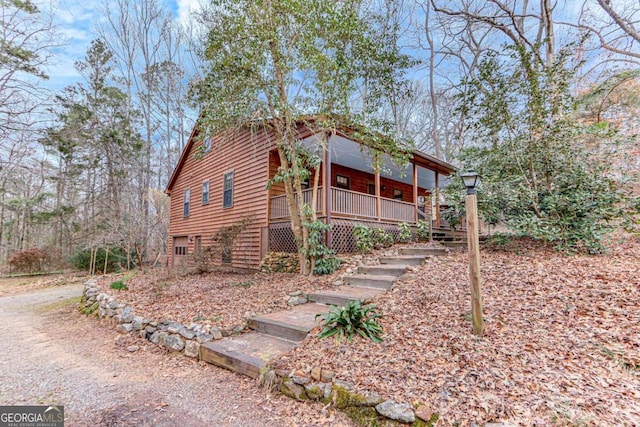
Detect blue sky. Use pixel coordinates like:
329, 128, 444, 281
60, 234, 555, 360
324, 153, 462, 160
42, 0, 200, 92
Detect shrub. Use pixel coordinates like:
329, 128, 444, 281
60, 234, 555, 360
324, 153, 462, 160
110, 280, 129, 291
316, 300, 384, 344
313, 255, 341, 275
354, 224, 374, 253
68, 247, 129, 273
372, 228, 393, 249
416, 220, 431, 241
398, 222, 413, 242
8, 248, 52, 273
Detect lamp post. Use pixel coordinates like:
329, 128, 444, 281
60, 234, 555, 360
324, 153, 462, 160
460, 170, 484, 336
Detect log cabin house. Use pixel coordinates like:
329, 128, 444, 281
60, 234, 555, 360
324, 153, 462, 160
165, 120, 457, 269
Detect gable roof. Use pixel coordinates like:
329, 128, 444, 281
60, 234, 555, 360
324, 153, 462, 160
165, 116, 456, 194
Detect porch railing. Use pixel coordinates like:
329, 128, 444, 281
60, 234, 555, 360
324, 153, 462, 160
270, 186, 425, 224
269, 187, 323, 220
331, 187, 377, 219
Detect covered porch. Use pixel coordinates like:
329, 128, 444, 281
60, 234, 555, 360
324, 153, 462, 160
266, 134, 459, 253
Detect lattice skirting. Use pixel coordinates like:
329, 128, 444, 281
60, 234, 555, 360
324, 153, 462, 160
268, 218, 404, 254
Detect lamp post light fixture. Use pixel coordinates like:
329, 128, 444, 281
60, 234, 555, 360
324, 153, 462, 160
460, 169, 484, 335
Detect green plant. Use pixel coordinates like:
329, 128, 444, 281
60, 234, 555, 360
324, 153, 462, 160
398, 222, 413, 242
316, 300, 384, 344
353, 224, 374, 253
313, 255, 341, 275
110, 280, 128, 291
68, 246, 130, 273
372, 227, 393, 249
416, 220, 431, 241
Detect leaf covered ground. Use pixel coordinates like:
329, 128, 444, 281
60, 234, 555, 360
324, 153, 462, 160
277, 235, 640, 426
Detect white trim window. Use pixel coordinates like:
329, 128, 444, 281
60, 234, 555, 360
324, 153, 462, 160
202, 181, 210, 204
183, 188, 190, 217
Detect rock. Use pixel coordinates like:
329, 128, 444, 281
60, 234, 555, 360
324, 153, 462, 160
320, 369, 336, 383
333, 379, 354, 391
126, 345, 139, 352
184, 340, 200, 358
365, 392, 383, 406
112, 314, 123, 324
195, 332, 213, 343
178, 328, 195, 340
375, 400, 415, 424
289, 290, 303, 297
334, 279, 344, 286
132, 316, 145, 330
154, 331, 169, 346
207, 326, 222, 340
231, 325, 244, 335
117, 323, 133, 334
280, 379, 307, 401
310, 366, 322, 382
243, 311, 256, 321
304, 383, 326, 400
120, 307, 135, 323
287, 295, 307, 306
415, 404, 434, 422
145, 325, 157, 334
164, 334, 185, 352
291, 370, 310, 385
167, 323, 183, 334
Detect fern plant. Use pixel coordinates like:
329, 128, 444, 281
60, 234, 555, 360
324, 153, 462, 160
316, 300, 384, 344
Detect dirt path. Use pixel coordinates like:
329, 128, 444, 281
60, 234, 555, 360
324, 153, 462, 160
0, 283, 353, 426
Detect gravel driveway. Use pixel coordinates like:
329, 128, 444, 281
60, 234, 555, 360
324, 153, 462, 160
0, 283, 353, 426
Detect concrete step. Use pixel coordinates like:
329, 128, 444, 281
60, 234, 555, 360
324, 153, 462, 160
200, 332, 295, 379
248, 303, 329, 342
308, 286, 385, 307
357, 265, 408, 276
443, 241, 466, 248
400, 247, 448, 256
379, 255, 427, 266
343, 274, 396, 290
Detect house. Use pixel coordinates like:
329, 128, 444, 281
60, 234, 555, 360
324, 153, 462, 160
165, 119, 457, 269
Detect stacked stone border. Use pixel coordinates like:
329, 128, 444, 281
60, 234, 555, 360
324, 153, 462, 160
80, 277, 439, 426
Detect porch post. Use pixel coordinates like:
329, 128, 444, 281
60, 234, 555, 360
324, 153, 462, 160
324, 134, 332, 248
435, 172, 440, 227
413, 162, 418, 223
375, 155, 381, 221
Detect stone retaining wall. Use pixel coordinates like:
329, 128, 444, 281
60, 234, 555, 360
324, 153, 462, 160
259, 252, 300, 273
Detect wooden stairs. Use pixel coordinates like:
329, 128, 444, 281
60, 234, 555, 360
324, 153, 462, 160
200, 246, 449, 378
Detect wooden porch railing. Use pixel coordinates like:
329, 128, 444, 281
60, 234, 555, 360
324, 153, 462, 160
331, 187, 377, 219
270, 187, 323, 219
380, 198, 414, 223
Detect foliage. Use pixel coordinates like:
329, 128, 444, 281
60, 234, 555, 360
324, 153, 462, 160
8, 248, 52, 273
416, 220, 431, 241
313, 256, 341, 275
372, 228, 393, 249
316, 300, 384, 344
455, 43, 637, 253
397, 222, 413, 242
110, 280, 128, 291
353, 224, 374, 254
68, 247, 129, 273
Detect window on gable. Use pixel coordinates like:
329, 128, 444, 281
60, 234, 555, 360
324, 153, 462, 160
223, 171, 234, 208
202, 181, 209, 204
183, 189, 190, 217
203, 136, 212, 152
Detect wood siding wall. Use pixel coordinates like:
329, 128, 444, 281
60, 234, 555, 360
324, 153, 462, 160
168, 127, 273, 269
330, 164, 429, 202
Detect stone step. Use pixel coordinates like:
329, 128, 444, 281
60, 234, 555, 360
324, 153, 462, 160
248, 303, 329, 342
308, 286, 385, 307
399, 247, 448, 256
357, 265, 408, 277
343, 274, 396, 290
379, 255, 427, 266
200, 332, 295, 379
443, 241, 466, 248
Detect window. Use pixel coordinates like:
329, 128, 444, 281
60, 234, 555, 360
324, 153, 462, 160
203, 137, 212, 152
393, 189, 403, 200
183, 189, 190, 217
336, 174, 350, 190
174, 237, 188, 256
202, 181, 209, 204
223, 171, 234, 208
221, 247, 232, 264
367, 183, 376, 195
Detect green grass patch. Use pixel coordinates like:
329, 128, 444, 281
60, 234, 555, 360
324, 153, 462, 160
110, 280, 129, 291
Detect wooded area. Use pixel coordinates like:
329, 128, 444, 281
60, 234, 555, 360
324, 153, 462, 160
1, 0, 639, 272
